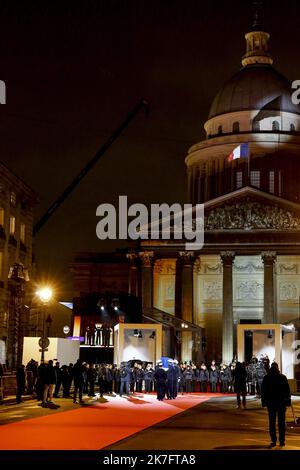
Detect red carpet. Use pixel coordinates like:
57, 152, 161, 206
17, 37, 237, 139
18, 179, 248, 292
0, 393, 222, 450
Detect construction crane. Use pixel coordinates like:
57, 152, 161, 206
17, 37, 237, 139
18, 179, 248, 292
33, 99, 149, 236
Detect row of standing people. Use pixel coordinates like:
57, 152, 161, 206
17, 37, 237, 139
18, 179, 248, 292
21, 354, 270, 404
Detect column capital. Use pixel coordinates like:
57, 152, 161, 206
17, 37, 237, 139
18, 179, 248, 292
220, 251, 235, 265
139, 251, 154, 268
179, 251, 195, 266
126, 253, 138, 266
261, 251, 277, 264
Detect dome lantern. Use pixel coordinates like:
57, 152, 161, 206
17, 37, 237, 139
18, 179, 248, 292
242, 1, 273, 67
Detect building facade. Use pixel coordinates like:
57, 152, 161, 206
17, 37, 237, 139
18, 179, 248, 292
0, 161, 37, 367
139, 19, 300, 363
72, 18, 300, 364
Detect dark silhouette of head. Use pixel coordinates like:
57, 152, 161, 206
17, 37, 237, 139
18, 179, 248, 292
270, 362, 280, 374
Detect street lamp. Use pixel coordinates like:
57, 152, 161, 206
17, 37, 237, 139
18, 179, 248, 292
45, 314, 52, 337
36, 287, 53, 362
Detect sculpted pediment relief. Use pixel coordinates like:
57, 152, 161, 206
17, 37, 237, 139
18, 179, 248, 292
204, 201, 300, 231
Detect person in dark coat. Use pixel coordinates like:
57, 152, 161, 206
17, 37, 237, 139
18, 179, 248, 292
232, 362, 247, 409
135, 364, 144, 393
26, 359, 37, 395
73, 359, 84, 404
263, 354, 270, 372
61, 365, 70, 398
166, 360, 179, 399
98, 365, 107, 397
16, 365, 26, 403
53, 362, 62, 398
209, 362, 219, 393
106, 364, 113, 394
87, 363, 96, 397
119, 362, 131, 397
154, 362, 167, 401
183, 365, 193, 393
43, 360, 56, 406
144, 364, 154, 393
66, 363, 74, 397
261, 362, 291, 448
173, 360, 181, 397
178, 365, 186, 394
199, 364, 209, 392
36, 361, 46, 401
113, 365, 120, 394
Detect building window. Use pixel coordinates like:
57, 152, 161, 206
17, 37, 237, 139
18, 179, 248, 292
252, 121, 260, 132
10, 192, 16, 206
9, 215, 15, 235
0, 208, 4, 226
290, 123, 296, 132
20, 223, 26, 243
269, 170, 275, 194
250, 170, 260, 188
217, 125, 223, 135
236, 171, 243, 189
232, 121, 240, 133
272, 120, 280, 131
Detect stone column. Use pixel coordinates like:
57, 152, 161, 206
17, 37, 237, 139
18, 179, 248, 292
204, 161, 211, 202
179, 251, 194, 323
174, 257, 182, 318
261, 251, 277, 324
187, 167, 193, 204
179, 251, 194, 362
139, 251, 154, 309
220, 251, 235, 363
126, 253, 139, 297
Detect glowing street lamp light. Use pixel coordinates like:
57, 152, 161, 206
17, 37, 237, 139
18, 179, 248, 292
36, 287, 53, 304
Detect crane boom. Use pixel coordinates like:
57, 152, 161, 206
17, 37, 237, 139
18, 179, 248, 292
33, 99, 149, 236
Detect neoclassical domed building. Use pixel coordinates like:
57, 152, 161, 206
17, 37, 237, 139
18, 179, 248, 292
135, 16, 300, 363
72, 16, 300, 366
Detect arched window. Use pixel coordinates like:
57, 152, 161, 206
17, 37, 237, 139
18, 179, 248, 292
232, 121, 240, 133
252, 121, 260, 132
272, 120, 280, 131
290, 123, 296, 132
217, 125, 223, 135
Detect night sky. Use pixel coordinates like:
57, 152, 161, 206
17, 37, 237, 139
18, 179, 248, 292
0, 0, 299, 299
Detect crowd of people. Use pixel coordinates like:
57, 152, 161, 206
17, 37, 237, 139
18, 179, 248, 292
14, 354, 293, 448
13, 353, 292, 448
16, 353, 272, 406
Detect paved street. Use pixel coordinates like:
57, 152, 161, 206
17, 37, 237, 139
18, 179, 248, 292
107, 395, 300, 450
0, 394, 299, 450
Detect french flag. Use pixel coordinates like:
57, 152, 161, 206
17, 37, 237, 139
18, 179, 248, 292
228, 143, 249, 161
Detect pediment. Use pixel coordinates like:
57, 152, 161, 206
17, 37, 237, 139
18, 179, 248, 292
203, 186, 300, 231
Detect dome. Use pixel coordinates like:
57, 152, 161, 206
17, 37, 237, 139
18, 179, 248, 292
208, 64, 300, 120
